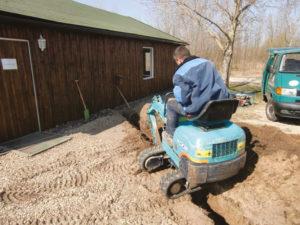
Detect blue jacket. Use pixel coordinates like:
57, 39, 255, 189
173, 56, 229, 114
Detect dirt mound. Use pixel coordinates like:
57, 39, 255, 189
207, 123, 300, 225
0, 110, 212, 225
139, 103, 152, 139
240, 123, 300, 157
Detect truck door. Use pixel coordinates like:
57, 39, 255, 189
276, 53, 300, 103
263, 54, 279, 99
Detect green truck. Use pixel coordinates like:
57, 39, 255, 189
262, 48, 300, 121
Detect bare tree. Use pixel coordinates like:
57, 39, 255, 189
175, 0, 259, 86
144, 0, 300, 80
281, 0, 300, 46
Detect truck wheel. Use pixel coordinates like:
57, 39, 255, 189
266, 100, 279, 122
160, 172, 187, 199
138, 146, 166, 172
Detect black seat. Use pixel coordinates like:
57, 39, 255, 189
188, 99, 239, 123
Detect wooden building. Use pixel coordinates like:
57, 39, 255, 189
0, 0, 184, 142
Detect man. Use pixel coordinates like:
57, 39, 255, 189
163, 46, 229, 144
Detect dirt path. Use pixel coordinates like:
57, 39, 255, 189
0, 110, 212, 225
233, 103, 300, 135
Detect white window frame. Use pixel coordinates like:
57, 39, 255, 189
142, 47, 154, 80
279, 54, 286, 72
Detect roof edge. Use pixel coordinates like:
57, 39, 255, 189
72, 1, 186, 44
0, 10, 186, 45
269, 47, 300, 54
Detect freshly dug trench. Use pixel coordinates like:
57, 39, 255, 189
122, 109, 140, 128
207, 123, 300, 225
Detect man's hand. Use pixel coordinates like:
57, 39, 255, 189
186, 114, 194, 119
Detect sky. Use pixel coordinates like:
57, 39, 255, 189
74, 0, 153, 24
73, 0, 300, 46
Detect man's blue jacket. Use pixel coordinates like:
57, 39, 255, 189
173, 56, 229, 114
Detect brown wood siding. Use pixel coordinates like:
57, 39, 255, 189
0, 21, 177, 142
0, 40, 39, 141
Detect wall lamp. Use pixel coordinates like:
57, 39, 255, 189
38, 34, 46, 51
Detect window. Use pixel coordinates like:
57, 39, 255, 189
279, 53, 300, 73
143, 47, 154, 79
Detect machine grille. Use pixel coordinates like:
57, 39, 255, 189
212, 140, 238, 158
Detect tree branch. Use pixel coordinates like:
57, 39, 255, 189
208, 30, 226, 51
177, 1, 232, 42
215, 1, 233, 21
193, 17, 225, 51
235, 1, 256, 21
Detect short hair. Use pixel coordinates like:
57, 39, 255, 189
173, 46, 191, 60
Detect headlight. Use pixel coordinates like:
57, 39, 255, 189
275, 87, 297, 96
196, 149, 212, 157
282, 88, 297, 96
237, 141, 245, 152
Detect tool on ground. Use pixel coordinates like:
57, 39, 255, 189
138, 93, 247, 199
116, 86, 131, 109
230, 91, 255, 107
114, 75, 139, 126
75, 80, 90, 121
235, 93, 253, 107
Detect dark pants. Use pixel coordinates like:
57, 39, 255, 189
166, 99, 186, 136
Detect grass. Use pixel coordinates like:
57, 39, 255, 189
229, 83, 261, 93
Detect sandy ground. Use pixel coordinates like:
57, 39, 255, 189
0, 99, 299, 225
0, 110, 212, 225
233, 102, 300, 135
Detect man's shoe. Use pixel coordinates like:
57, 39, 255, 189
162, 131, 173, 147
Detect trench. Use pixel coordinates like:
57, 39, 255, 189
191, 125, 259, 225
191, 189, 229, 225
121, 109, 140, 127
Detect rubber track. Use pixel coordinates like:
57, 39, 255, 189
138, 146, 165, 171
160, 171, 186, 199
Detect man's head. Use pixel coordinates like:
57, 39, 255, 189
173, 46, 191, 65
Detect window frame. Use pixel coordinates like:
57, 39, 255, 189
268, 72, 275, 87
142, 47, 154, 80
272, 54, 280, 71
